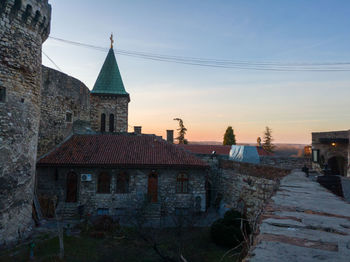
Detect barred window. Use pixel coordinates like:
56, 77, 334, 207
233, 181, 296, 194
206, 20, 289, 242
176, 173, 188, 193
116, 172, 129, 193
97, 172, 110, 193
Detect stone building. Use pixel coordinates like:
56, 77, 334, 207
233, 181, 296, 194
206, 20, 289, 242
36, 134, 208, 221
32, 36, 209, 223
312, 130, 350, 177
0, 0, 51, 245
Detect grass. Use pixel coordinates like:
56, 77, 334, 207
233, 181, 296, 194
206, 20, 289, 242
0, 227, 237, 262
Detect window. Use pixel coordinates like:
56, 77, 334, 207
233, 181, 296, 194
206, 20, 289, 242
116, 172, 129, 193
312, 149, 319, 163
176, 173, 188, 193
97, 172, 110, 193
101, 113, 106, 132
109, 114, 114, 132
65, 112, 72, 122
0, 87, 5, 102
97, 208, 109, 215
175, 208, 189, 216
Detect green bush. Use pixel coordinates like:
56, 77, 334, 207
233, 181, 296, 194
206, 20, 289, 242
210, 210, 251, 247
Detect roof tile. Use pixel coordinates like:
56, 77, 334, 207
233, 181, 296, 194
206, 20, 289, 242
38, 134, 208, 168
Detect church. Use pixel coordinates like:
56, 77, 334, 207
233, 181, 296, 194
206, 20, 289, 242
35, 36, 209, 222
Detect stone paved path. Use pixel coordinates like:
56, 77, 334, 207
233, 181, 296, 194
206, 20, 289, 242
246, 170, 350, 262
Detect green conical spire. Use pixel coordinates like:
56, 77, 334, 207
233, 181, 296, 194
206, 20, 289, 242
91, 47, 128, 96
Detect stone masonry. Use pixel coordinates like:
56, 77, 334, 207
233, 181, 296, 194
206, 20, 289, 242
244, 171, 350, 262
215, 160, 289, 222
312, 130, 349, 176
90, 94, 129, 133
37, 66, 90, 157
36, 167, 207, 220
0, 0, 51, 245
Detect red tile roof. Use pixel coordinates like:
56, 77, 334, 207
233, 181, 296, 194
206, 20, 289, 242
176, 144, 231, 155
37, 134, 208, 169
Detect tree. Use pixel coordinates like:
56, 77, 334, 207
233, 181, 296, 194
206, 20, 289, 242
223, 126, 236, 145
262, 126, 275, 152
173, 118, 187, 144
257, 137, 262, 146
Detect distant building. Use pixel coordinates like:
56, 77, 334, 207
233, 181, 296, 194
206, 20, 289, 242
312, 130, 350, 177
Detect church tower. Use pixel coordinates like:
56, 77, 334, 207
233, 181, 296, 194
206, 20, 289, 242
90, 35, 130, 133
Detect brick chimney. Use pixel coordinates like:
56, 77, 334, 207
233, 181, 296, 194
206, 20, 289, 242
166, 130, 174, 143
134, 126, 142, 134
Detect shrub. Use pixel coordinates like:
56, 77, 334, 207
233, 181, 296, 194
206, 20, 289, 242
210, 210, 250, 247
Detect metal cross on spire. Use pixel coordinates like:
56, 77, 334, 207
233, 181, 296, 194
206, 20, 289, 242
110, 33, 114, 49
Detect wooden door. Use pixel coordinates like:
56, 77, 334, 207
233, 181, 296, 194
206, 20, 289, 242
66, 172, 78, 202
148, 173, 158, 202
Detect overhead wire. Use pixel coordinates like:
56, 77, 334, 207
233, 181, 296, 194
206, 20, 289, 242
42, 50, 63, 72
48, 36, 350, 72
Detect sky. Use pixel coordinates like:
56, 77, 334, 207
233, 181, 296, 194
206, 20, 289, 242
42, 0, 350, 144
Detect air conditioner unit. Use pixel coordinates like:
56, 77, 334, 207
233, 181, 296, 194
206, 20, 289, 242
81, 174, 92, 182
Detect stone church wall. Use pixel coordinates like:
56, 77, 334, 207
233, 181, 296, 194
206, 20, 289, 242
0, 0, 51, 246
36, 167, 206, 219
37, 66, 90, 157
90, 95, 129, 133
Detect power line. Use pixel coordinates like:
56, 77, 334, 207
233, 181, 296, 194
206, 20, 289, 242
42, 50, 63, 72
48, 36, 350, 72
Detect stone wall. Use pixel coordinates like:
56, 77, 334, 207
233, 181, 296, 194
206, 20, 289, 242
37, 66, 90, 157
36, 166, 207, 218
312, 130, 349, 176
90, 95, 129, 133
0, 0, 51, 246
260, 156, 310, 170
217, 160, 289, 222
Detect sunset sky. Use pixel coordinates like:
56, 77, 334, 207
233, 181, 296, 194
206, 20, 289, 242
42, 0, 350, 144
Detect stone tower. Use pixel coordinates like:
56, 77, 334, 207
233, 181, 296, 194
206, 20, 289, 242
0, 0, 51, 245
90, 38, 130, 133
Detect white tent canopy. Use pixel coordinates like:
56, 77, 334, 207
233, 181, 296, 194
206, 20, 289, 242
229, 145, 260, 164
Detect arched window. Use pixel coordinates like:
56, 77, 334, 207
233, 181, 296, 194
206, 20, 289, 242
176, 173, 188, 193
97, 172, 110, 193
100, 113, 106, 132
116, 172, 129, 193
109, 114, 114, 132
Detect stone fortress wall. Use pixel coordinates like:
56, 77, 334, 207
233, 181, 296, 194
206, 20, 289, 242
260, 156, 310, 170
0, 0, 51, 245
37, 66, 90, 157
217, 160, 289, 221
